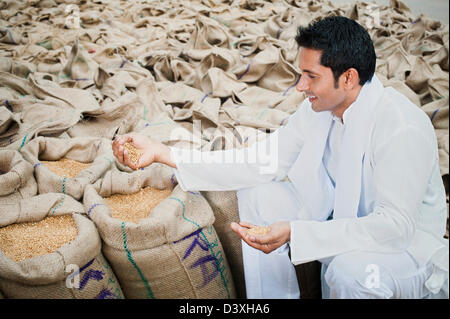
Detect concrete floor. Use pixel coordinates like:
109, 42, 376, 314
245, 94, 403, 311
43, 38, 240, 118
330, 0, 449, 24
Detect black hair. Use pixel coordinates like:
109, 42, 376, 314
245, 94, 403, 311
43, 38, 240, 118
295, 16, 376, 87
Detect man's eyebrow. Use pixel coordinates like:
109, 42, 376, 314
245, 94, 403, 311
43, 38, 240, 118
301, 69, 320, 75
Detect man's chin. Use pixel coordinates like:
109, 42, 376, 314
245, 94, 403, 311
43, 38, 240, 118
311, 103, 323, 113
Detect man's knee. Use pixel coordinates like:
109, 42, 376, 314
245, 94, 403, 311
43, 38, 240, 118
324, 253, 394, 299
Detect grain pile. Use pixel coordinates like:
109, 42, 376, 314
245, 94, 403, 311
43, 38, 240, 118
104, 186, 172, 223
123, 142, 142, 167
41, 158, 92, 178
0, 215, 77, 262
247, 225, 271, 236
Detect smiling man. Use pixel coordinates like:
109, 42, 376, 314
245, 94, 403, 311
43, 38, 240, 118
112, 16, 448, 299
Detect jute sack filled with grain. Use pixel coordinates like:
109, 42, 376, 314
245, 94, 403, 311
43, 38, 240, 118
0, 195, 124, 299
84, 166, 236, 299
201, 190, 246, 299
0, 149, 37, 205
20, 136, 115, 200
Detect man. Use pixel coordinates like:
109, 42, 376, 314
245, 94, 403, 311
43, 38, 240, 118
112, 16, 448, 299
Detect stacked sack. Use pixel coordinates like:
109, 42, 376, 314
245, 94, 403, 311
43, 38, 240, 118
84, 164, 236, 298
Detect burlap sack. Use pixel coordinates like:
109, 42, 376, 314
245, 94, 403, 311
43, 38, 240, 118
29, 74, 101, 115
0, 149, 37, 205
84, 166, 236, 299
201, 190, 246, 299
189, 15, 232, 50
200, 67, 247, 98
0, 106, 19, 146
135, 76, 173, 122
134, 114, 203, 149
0, 192, 84, 227
60, 39, 98, 90
221, 104, 290, 129
0, 195, 123, 299
67, 92, 145, 140
20, 136, 114, 200
232, 43, 280, 82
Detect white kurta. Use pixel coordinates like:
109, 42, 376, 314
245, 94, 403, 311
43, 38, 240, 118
170, 76, 449, 297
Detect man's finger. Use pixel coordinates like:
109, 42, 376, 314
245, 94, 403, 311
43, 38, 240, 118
230, 222, 248, 238
249, 233, 272, 245
239, 221, 256, 229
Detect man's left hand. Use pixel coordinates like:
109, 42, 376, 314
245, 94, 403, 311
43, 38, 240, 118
230, 221, 291, 254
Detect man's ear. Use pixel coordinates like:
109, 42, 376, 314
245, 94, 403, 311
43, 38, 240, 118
343, 68, 360, 89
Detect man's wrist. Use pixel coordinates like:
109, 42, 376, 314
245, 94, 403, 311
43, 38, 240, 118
157, 144, 177, 168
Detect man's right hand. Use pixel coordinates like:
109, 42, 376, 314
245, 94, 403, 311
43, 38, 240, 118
112, 133, 176, 170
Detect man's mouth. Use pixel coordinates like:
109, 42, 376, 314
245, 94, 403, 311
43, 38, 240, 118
307, 95, 318, 102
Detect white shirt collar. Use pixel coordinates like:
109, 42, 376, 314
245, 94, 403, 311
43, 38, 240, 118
333, 75, 381, 125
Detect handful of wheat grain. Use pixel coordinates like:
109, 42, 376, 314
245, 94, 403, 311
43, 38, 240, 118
246, 225, 270, 235
124, 142, 143, 167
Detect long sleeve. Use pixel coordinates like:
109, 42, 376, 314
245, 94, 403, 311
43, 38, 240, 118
290, 126, 438, 265
170, 102, 307, 192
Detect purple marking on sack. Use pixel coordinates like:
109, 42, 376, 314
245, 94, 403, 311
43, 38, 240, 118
95, 287, 117, 299
175, 228, 210, 260
170, 174, 176, 185
34, 163, 42, 169
87, 203, 103, 217
73, 78, 90, 81
430, 108, 440, 122
67, 258, 95, 281
237, 63, 251, 80
5, 100, 13, 111
282, 74, 301, 96
280, 117, 288, 126
190, 254, 219, 288
79, 269, 105, 290
201, 92, 212, 103
120, 59, 128, 68
79, 258, 95, 273
188, 191, 201, 196
276, 29, 281, 39
7, 28, 16, 45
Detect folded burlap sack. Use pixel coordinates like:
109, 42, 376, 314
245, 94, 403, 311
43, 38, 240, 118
0, 106, 20, 146
0, 197, 123, 299
20, 136, 114, 200
0, 192, 84, 227
67, 92, 145, 140
84, 166, 236, 299
0, 149, 37, 205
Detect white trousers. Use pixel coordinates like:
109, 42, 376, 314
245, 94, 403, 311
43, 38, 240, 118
237, 182, 435, 299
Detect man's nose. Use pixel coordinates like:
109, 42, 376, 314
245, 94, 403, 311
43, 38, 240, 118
296, 74, 308, 92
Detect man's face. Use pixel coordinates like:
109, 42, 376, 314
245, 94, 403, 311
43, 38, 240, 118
296, 47, 348, 115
